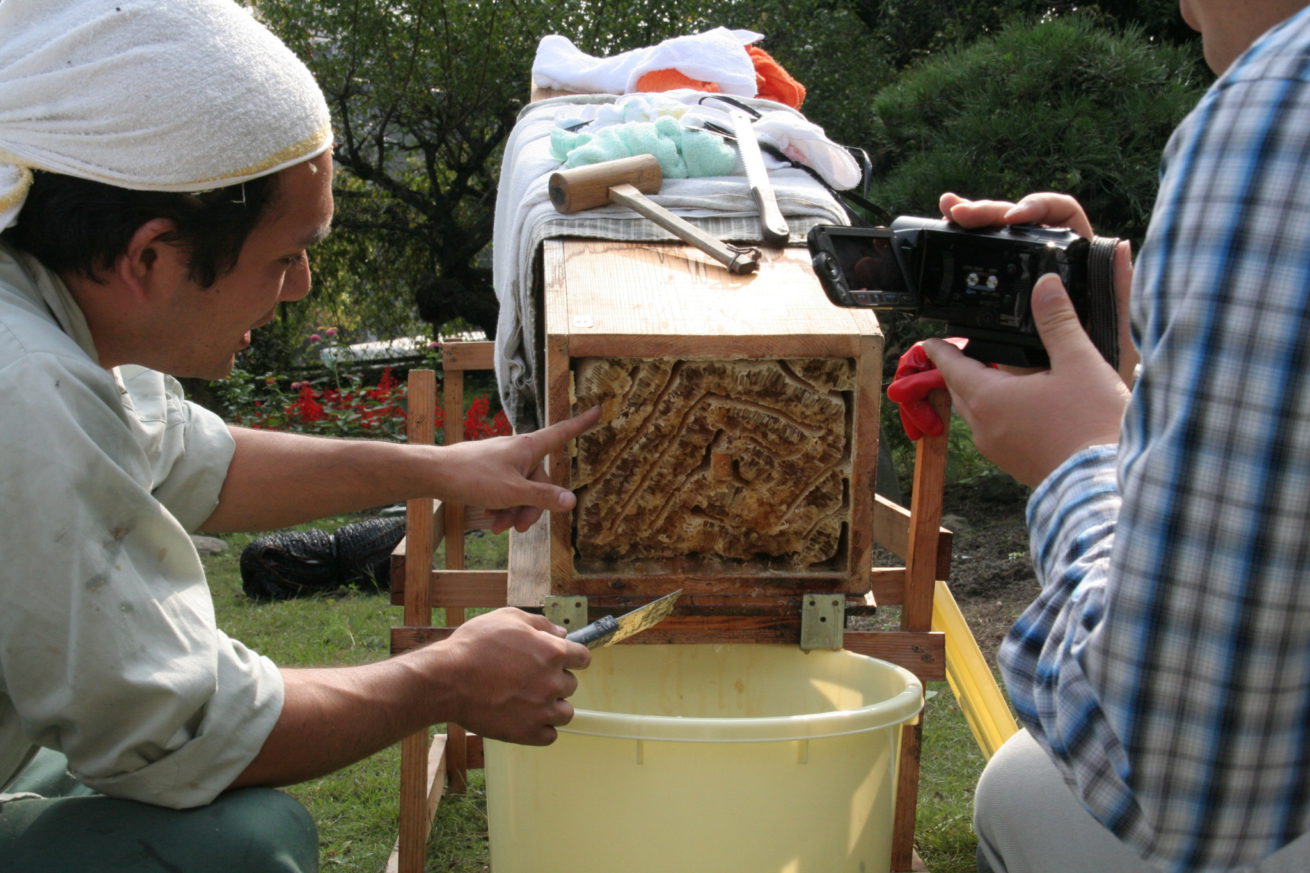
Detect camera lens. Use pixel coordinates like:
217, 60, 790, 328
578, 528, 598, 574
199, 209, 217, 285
812, 252, 838, 280
1084, 236, 1120, 371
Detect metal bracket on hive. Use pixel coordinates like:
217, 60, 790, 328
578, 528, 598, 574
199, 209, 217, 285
545, 595, 589, 638
800, 594, 846, 652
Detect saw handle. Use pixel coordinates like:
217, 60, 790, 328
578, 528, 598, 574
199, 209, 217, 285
728, 109, 789, 247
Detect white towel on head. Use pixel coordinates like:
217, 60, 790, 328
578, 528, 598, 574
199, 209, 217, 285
0, 0, 333, 230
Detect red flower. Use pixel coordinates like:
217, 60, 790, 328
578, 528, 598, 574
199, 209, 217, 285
289, 383, 325, 422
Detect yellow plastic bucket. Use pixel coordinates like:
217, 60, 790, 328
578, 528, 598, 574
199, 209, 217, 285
485, 643, 923, 873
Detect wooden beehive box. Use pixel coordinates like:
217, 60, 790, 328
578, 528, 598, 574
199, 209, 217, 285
515, 237, 884, 612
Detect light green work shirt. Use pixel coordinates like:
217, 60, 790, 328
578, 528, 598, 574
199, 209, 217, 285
0, 242, 284, 808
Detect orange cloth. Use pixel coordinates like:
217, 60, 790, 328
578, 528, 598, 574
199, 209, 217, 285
747, 45, 805, 109
633, 45, 805, 109
635, 67, 721, 94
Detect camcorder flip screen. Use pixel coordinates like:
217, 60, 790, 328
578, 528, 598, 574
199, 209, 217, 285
808, 226, 914, 308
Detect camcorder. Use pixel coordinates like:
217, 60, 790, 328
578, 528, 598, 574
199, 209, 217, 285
807, 217, 1121, 369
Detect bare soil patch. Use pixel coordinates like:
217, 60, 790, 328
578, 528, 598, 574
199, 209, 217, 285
937, 472, 1038, 662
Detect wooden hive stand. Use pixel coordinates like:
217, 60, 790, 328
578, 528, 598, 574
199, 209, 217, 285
388, 240, 954, 873
386, 341, 506, 873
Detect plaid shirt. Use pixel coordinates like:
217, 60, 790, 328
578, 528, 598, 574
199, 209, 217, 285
1004, 8, 1310, 872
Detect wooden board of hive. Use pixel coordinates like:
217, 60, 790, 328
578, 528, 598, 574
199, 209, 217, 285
511, 237, 884, 611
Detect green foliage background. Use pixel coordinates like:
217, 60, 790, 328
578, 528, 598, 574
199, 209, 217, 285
241, 0, 1205, 376
854, 10, 1205, 427
863, 13, 1203, 240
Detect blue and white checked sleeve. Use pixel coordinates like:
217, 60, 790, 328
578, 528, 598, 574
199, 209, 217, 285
1001, 8, 1310, 871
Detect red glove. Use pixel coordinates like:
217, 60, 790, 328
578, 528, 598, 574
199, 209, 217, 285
886, 338, 968, 441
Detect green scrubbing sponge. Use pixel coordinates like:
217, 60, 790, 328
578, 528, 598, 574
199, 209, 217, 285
550, 118, 736, 179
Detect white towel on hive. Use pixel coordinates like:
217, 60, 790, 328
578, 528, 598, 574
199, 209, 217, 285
0, 0, 333, 230
532, 28, 763, 97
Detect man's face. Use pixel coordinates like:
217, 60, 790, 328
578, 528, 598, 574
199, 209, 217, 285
164, 152, 334, 380
1180, 0, 1310, 73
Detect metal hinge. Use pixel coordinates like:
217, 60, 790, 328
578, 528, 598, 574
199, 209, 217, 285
800, 594, 845, 652
544, 595, 589, 636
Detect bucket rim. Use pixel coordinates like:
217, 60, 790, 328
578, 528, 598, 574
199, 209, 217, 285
558, 648, 924, 743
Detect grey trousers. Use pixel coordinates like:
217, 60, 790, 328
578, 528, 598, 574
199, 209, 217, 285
0, 748, 318, 873
975, 729, 1310, 873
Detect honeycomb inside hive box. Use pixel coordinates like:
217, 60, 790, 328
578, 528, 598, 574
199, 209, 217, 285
570, 356, 854, 574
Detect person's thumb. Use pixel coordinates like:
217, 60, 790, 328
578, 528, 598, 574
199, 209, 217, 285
1031, 273, 1099, 370
526, 483, 578, 512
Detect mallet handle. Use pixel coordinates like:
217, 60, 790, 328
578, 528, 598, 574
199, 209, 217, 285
548, 154, 760, 275
607, 184, 760, 275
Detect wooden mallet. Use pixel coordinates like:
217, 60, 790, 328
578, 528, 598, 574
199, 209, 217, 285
548, 154, 762, 275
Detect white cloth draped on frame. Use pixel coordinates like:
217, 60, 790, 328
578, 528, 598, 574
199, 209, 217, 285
0, 0, 333, 231
532, 28, 763, 97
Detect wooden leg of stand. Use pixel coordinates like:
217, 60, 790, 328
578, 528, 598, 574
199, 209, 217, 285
892, 390, 950, 871
891, 720, 925, 871
396, 730, 431, 873
903, 391, 950, 634
388, 733, 450, 873
446, 602, 468, 795
448, 724, 467, 794
396, 369, 438, 872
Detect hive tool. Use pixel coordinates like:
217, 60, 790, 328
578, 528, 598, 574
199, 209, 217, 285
565, 589, 683, 648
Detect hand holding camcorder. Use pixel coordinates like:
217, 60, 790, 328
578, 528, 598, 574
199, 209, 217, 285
807, 217, 1121, 369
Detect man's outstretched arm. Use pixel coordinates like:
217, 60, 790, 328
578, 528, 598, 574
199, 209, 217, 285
200, 406, 601, 534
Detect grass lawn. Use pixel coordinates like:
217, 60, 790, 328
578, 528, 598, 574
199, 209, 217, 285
204, 516, 985, 872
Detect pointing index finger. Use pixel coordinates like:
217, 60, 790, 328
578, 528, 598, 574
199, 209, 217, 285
535, 405, 602, 448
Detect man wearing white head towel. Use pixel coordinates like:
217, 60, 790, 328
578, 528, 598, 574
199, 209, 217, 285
0, 2, 597, 870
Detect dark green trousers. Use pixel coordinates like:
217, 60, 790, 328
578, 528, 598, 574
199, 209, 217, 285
0, 749, 318, 873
